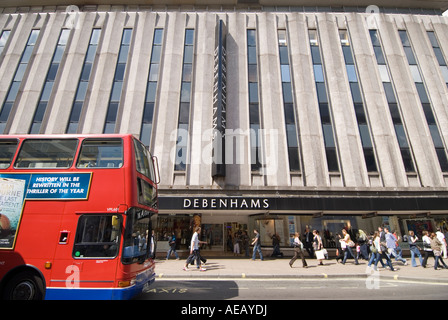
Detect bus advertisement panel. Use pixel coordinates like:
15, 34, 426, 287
0, 173, 92, 249
0, 177, 25, 249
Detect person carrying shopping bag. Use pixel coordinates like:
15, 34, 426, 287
341, 229, 359, 265
313, 230, 325, 266
289, 232, 308, 268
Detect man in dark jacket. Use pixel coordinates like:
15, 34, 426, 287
303, 227, 314, 258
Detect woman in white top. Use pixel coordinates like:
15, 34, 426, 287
313, 230, 324, 266
367, 231, 381, 270
341, 229, 359, 265
408, 230, 423, 267
421, 230, 434, 268
289, 232, 308, 268
184, 227, 206, 271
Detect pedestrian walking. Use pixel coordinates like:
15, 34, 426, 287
376, 226, 387, 268
251, 229, 263, 261
408, 230, 423, 267
430, 232, 448, 270
183, 226, 206, 271
384, 227, 407, 265
303, 226, 314, 258
166, 231, 179, 260
150, 230, 156, 259
313, 230, 325, 266
227, 230, 233, 252
357, 229, 369, 260
334, 233, 345, 263
422, 230, 434, 268
269, 232, 283, 257
378, 232, 396, 271
289, 232, 307, 268
367, 231, 381, 270
341, 229, 359, 265
436, 227, 448, 259
241, 230, 250, 258
392, 230, 406, 264
233, 231, 241, 256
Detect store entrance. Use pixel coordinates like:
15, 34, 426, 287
201, 222, 248, 255
223, 222, 248, 254
156, 214, 193, 254
201, 224, 223, 251
156, 213, 251, 256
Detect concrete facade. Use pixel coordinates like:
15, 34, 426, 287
1, 4, 448, 251
1, 6, 447, 190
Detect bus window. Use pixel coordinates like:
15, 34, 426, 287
137, 177, 157, 208
15, 139, 78, 168
122, 208, 152, 264
77, 139, 123, 168
0, 139, 18, 169
133, 139, 155, 181
73, 215, 121, 258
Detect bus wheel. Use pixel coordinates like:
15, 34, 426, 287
3, 271, 45, 300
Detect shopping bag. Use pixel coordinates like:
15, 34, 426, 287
316, 249, 325, 260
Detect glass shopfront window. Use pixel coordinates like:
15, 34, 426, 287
202, 224, 224, 250
155, 215, 193, 252
249, 214, 448, 252
154, 211, 448, 255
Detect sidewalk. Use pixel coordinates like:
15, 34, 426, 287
155, 256, 448, 284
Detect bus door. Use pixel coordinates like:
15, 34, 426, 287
46, 214, 122, 299
119, 208, 156, 284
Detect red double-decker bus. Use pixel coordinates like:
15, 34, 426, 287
0, 134, 158, 300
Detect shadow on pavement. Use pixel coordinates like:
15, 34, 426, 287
134, 280, 239, 300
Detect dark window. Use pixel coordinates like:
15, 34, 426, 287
354, 103, 366, 124
322, 124, 335, 147
383, 83, 396, 103
0, 139, 18, 169
142, 103, 154, 123
73, 215, 121, 259
284, 104, 295, 124
279, 46, 289, 64
342, 46, 354, 64
319, 103, 330, 124
404, 47, 416, 65
388, 103, 401, 124
282, 83, 293, 103
134, 138, 155, 181
326, 148, 339, 172
436, 148, 448, 172
249, 83, 259, 103
316, 83, 328, 103
350, 83, 362, 103
288, 147, 300, 172
364, 149, 377, 172
422, 103, 436, 124
433, 47, 446, 66
400, 149, 415, 172
122, 208, 152, 264
310, 46, 321, 64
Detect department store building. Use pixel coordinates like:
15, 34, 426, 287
1, 0, 448, 254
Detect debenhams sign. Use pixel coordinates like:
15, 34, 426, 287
183, 197, 270, 210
